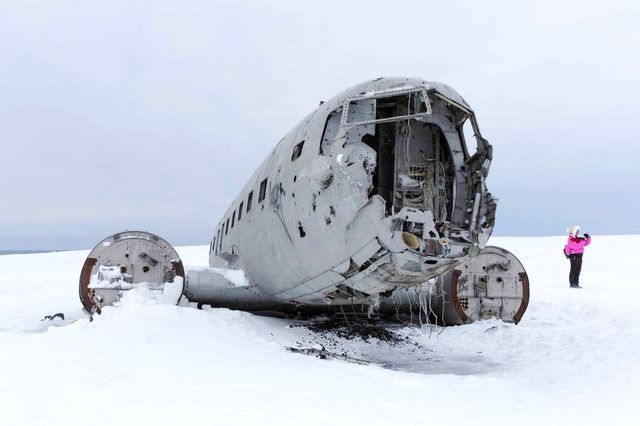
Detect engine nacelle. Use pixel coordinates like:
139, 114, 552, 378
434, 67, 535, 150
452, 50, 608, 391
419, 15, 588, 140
79, 231, 185, 314
434, 246, 529, 324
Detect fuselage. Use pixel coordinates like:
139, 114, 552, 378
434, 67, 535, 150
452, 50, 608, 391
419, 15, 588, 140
204, 77, 496, 309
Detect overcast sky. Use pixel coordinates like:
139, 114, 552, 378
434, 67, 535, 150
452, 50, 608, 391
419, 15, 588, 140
1, 0, 638, 250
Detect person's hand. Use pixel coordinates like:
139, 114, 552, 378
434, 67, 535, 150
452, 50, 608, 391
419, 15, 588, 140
584, 233, 590, 239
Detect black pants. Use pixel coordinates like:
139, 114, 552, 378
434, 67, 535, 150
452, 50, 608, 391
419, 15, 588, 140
569, 253, 583, 286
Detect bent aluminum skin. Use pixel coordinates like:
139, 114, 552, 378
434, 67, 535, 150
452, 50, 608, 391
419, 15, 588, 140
379, 246, 529, 325
80, 77, 528, 324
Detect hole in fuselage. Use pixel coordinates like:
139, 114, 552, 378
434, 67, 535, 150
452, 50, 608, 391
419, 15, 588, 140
361, 114, 454, 221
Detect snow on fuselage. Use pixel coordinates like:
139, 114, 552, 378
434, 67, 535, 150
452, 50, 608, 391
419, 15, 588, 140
198, 77, 497, 309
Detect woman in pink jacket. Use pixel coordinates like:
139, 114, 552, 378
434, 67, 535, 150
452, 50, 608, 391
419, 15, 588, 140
564, 225, 591, 288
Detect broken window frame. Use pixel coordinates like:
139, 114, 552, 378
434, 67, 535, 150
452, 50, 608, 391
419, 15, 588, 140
291, 140, 305, 161
341, 87, 432, 127
258, 178, 268, 202
431, 91, 487, 158
319, 107, 343, 155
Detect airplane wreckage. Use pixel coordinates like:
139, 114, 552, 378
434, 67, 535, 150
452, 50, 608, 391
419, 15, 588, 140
80, 77, 529, 326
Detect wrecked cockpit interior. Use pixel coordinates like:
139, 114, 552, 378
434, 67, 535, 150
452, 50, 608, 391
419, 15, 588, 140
267, 83, 500, 308
322, 85, 495, 251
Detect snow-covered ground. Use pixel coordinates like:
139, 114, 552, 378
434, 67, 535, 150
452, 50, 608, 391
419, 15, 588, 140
1, 235, 638, 425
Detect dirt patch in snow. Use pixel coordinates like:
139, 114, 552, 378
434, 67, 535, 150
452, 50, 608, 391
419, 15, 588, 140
300, 320, 403, 344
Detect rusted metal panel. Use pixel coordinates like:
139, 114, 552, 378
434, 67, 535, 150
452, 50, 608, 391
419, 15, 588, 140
78, 231, 185, 313
435, 246, 530, 324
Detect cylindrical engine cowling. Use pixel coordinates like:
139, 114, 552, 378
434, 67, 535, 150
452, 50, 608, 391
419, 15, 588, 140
430, 245, 529, 325
79, 231, 185, 313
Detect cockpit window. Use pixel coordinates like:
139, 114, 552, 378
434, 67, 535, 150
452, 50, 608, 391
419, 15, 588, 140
460, 118, 479, 157
319, 107, 342, 155
342, 88, 431, 126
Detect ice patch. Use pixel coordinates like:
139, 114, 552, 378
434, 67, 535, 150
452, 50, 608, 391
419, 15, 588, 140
88, 265, 134, 289
187, 266, 250, 287
209, 267, 248, 287
115, 276, 184, 306
161, 276, 184, 303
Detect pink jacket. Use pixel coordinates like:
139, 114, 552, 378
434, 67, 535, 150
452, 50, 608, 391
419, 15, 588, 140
565, 235, 591, 255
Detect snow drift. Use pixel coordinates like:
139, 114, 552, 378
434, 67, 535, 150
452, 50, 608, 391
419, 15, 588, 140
0, 235, 639, 425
